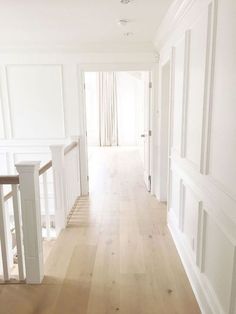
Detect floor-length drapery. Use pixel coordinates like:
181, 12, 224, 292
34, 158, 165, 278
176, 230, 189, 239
99, 72, 118, 146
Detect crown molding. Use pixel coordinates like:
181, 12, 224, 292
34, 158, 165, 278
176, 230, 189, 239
154, 0, 195, 50
0, 41, 156, 54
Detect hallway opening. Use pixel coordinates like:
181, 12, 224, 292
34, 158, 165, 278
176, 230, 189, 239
84, 71, 151, 193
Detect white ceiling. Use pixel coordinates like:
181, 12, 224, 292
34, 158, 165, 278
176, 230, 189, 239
0, 0, 174, 51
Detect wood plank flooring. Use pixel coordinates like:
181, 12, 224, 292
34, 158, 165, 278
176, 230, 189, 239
0, 147, 200, 314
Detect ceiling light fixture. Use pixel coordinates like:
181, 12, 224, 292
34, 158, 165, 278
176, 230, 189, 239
117, 19, 129, 27
123, 32, 133, 37
120, 0, 133, 4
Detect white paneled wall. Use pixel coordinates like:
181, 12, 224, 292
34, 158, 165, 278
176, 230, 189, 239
208, 0, 236, 199
6, 65, 65, 139
184, 10, 208, 169
0, 53, 154, 141
0, 52, 154, 202
0, 53, 154, 175
155, 0, 236, 313
0, 67, 68, 141
172, 36, 185, 156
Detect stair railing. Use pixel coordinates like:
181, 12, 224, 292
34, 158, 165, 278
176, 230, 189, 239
0, 138, 81, 284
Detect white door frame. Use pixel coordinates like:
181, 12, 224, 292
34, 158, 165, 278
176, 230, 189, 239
159, 60, 171, 202
77, 62, 157, 195
154, 49, 173, 202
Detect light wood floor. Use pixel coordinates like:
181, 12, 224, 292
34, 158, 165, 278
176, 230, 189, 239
0, 147, 200, 314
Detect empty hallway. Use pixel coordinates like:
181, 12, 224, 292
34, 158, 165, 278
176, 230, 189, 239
0, 148, 200, 314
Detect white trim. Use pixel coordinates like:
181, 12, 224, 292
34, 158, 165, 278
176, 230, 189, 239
78, 62, 155, 72
0, 138, 69, 147
1, 66, 12, 139
168, 210, 214, 314
200, 0, 217, 175
171, 153, 236, 222
77, 67, 88, 195
0, 42, 155, 54
200, 207, 236, 314
181, 30, 191, 158
154, 0, 196, 50
77, 62, 157, 195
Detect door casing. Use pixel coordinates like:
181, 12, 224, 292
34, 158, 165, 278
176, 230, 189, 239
77, 63, 157, 195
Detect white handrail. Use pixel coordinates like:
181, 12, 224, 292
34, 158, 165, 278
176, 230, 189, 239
0, 138, 81, 284
50, 139, 81, 235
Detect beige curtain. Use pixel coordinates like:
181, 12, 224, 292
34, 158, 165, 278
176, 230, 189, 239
99, 72, 118, 146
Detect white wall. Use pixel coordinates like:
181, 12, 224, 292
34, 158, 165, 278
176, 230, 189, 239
85, 72, 100, 146
155, 1, 236, 313
0, 52, 155, 170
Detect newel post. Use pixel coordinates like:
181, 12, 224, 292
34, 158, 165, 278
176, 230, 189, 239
50, 145, 66, 236
15, 161, 44, 284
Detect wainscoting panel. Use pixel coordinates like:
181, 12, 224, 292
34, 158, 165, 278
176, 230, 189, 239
181, 184, 201, 262
158, 0, 236, 313
207, 0, 236, 199
172, 35, 185, 155
202, 210, 236, 314
185, 8, 209, 169
6, 65, 66, 139
169, 169, 181, 227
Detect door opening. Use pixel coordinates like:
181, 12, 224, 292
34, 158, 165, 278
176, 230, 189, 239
83, 71, 151, 194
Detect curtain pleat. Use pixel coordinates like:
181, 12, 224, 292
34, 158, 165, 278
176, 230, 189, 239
99, 72, 118, 146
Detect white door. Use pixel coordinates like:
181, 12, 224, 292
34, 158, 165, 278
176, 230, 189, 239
142, 72, 151, 192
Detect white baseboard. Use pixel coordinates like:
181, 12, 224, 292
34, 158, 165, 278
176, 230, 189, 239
168, 211, 214, 314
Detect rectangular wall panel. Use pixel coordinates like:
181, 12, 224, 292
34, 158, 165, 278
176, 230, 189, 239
170, 170, 181, 224
185, 10, 208, 168
182, 185, 200, 260
203, 211, 235, 313
172, 36, 185, 154
208, 0, 236, 198
6, 65, 65, 139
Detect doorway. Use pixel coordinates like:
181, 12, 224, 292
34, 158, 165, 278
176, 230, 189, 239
83, 70, 151, 193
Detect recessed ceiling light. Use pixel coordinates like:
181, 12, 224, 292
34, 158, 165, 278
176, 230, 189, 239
123, 32, 133, 37
117, 19, 129, 27
120, 0, 133, 4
